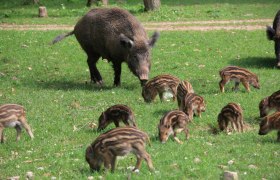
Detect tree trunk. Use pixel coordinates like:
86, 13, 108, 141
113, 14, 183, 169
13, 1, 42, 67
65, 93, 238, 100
101, 0, 108, 5
87, 0, 108, 7
38, 6, 48, 17
143, 0, 161, 11
33, 0, 39, 4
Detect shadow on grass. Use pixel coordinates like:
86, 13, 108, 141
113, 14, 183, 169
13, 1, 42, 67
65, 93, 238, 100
229, 57, 277, 69
244, 116, 260, 125
152, 109, 169, 117
31, 80, 138, 92
257, 136, 279, 144
150, 134, 159, 143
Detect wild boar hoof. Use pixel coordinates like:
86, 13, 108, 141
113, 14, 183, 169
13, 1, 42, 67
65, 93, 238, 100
132, 168, 140, 173
277, 62, 280, 68
114, 83, 121, 87
97, 80, 103, 85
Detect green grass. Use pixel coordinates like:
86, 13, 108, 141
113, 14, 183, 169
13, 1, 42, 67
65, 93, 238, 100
0, 0, 279, 24
0, 29, 279, 179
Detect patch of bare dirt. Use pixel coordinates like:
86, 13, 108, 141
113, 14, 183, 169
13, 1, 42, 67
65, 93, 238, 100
0, 19, 272, 31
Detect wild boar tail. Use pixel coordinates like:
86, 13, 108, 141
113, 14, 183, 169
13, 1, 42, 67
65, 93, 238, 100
52, 31, 74, 44
266, 26, 275, 40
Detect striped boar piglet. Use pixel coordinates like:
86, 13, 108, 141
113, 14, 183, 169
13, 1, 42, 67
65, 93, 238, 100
218, 103, 244, 133
176, 80, 194, 107
259, 90, 280, 117
259, 111, 280, 141
97, 104, 136, 131
179, 93, 206, 121
219, 66, 260, 92
142, 74, 180, 103
0, 104, 34, 143
85, 127, 154, 172
158, 110, 190, 144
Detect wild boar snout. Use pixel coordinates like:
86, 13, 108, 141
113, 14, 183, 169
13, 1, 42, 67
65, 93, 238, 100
127, 54, 150, 85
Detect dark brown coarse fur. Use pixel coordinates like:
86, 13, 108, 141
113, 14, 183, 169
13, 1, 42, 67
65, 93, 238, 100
266, 10, 280, 67
176, 80, 194, 108
97, 104, 136, 131
142, 74, 180, 103
85, 127, 154, 172
259, 90, 280, 117
158, 110, 190, 144
259, 111, 280, 141
219, 66, 260, 93
179, 93, 206, 121
217, 103, 244, 133
0, 104, 34, 143
52, 8, 159, 87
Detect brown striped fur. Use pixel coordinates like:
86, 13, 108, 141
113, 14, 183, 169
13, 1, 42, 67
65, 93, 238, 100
259, 90, 280, 117
158, 110, 190, 144
219, 66, 260, 92
259, 111, 280, 141
97, 104, 136, 131
217, 103, 244, 133
179, 93, 206, 121
0, 104, 34, 143
85, 127, 154, 172
259, 97, 269, 117
176, 80, 194, 107
142, 74, 180, 103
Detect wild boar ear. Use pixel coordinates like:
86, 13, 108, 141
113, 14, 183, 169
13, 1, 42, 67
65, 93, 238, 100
266, 26, 275, 40
120, 34, 134, 49
148, 31, 160, 47
165, 125, 170, 129
86, 146, 94, 158
102, 112, 107, 120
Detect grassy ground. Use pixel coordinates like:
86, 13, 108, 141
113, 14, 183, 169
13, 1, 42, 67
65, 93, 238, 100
0, 29, 279, 179
0, 0, 279, 24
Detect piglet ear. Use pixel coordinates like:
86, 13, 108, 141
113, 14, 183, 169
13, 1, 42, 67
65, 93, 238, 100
148, 31, 160, 47
120, 34, 134, 49
165, 125, 170, 129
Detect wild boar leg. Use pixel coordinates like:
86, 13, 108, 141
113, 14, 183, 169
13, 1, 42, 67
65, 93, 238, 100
233, 82, 240, 92
171, 87, 177, 101
187, 109, 194, 121
133, 156, 143, 171
133, 145, 154, 172
238, 117, 244, 132
113, 121, 120, 127
103, 153, 112, 171
174, 128, 184, 144
110, 156, 117, 173
87, 55, 103, 85
15, 125, 22, 141
21, 119, 34, 139
0, 127, 4, 143
129, 118, 137, 127
219, 77, 229, 93
184, 127, 190, 140
159, 92, 164, 102
112, 62, 122, 87
142, 152, 154, 172
241, 80, 250, 92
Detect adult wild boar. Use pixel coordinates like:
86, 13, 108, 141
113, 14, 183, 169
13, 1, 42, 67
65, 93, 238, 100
52, 8, 159, 86
266, 10, 280, 68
